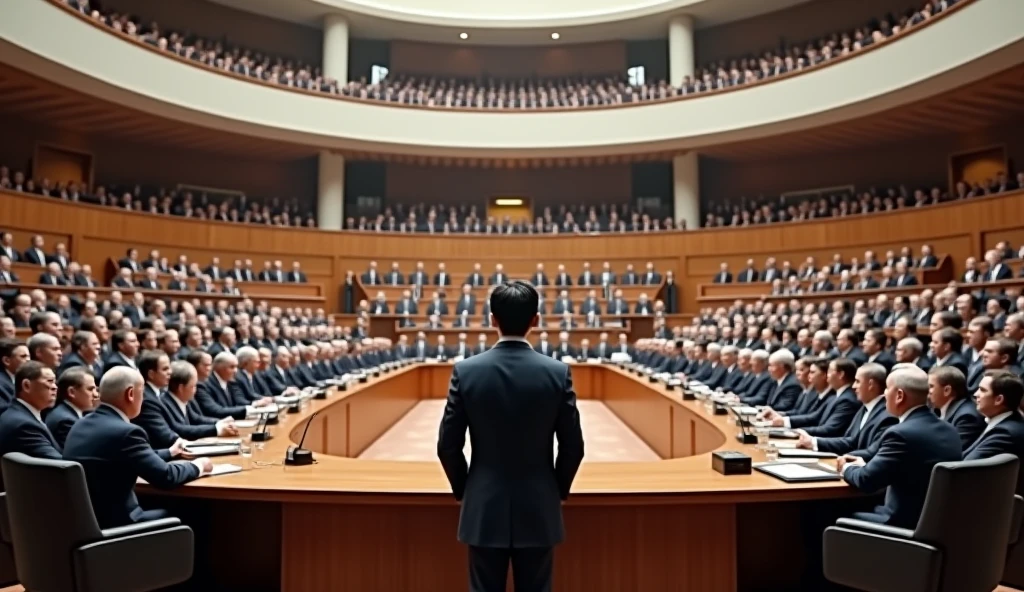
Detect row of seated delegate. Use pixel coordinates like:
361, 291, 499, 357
345, 207, 681, 234
59, 0, 965, 109
0, 164, 315, 229
2, 271, 1023, 539
353, 260, 667, 287
703, 174, 1024, 228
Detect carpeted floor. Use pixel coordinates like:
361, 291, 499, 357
358, 399, 660, 462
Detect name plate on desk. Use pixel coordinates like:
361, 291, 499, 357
712, 451, 751, 475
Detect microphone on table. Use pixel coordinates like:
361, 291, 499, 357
251, 413, 272, 442
285, 410, 321, 466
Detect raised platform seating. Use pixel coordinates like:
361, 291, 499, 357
697, 255, 953, 299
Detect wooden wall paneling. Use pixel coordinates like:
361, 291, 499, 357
982, 227, 1024, 252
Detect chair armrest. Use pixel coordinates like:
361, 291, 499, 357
1010, 495, 1024, 546
0, 493, 9, 545
823, 526, 941, 592
75, 526, 194, 592
100, 517, 181, 540
835, 517, 915, 539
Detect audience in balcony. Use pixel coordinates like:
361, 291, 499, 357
703, 173, 1024, 228
0, 163, 316, 228
59, 0, 964, 109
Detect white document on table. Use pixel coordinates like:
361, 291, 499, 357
204, 464, 243, 477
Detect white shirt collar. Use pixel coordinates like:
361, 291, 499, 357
985, 410, 1015, 433
938, 399, 952, 420
169, 393, 189, 417
498, 336, 531, 345
937, 353, 952, 366
65, 399, 86, 418
146, 382, 163, 396
817, 388, 832, 400
101, 402, 131, 423
16, 398, 44, 423
216, 374, 229, 391
863, 396, 882, 415
899, 404, 926, 423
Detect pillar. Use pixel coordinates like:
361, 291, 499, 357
668, 15, 694, 87
322, 14, 349, 84
672, 152, 699, 230
318, 151, 345, 230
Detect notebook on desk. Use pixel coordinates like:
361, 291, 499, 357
204, 464, 242, 477
778, 449, 838, 459
183, 443, 240, 457
755, 462, 841, 483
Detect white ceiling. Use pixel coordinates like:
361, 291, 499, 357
207, 0, 816, 45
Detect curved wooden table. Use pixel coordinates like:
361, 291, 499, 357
143, 363, 859, 592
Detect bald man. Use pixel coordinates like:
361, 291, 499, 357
62, 367, 211, 528
839, 366, 963, 528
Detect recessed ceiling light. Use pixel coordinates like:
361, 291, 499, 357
459, 32, 468, 40
550, 32, 560, 40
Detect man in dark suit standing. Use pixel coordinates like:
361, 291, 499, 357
839, 366, 962, 528
437, 281, 585, 592
63, 367, 211, 528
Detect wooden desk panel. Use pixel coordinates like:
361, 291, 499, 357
140, 364, 856, 592
394, 327, 630, 349
116, 263, 325, 298
358, 281, 662, 303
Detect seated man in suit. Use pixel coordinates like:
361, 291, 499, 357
927, 365, 985, 451
58, 330, 105, 378
839, 366, 963, 528
768, 358, 859, 437
230, 348, 279, 405
0, 338, 29, 414
552, 331, 577, 360
862, 328, 896, 372
103, 329, 140, 374
189, 350, 245, 420
45, 366, 98, 448
930, 327, 969, 376
795, 362, 897, 455
0, 361, 62, 460
965, 371, 1024, 492
63, 367, 211, 528
734, 349, 772, 403
162, 361, 238, 438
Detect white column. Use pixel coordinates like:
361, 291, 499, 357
318, 151, 345, 230
668, 15, 694, 87
322, 14, 349, 84
672, 152, 699, 230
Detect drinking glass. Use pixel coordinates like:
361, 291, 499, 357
764, 444, 779, 462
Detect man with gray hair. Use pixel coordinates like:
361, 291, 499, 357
63, 366, 212, 528
228, 346, 274, 406
758, 349, 801, 412
811, 330, 837, 359
894, 337, 930, 372
839, 365, 963, 528
735, 349, 772, 404
27, 332, 62, 370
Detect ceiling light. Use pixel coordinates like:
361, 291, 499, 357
459, 32, 468, 40
550, 32, 560, 40
495, 198, 524, 206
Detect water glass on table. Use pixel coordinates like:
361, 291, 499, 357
239, 443, 253, 469
763, 443, 779, 462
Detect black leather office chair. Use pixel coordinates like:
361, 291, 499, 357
1, 452, 195, 592
823, 453, 1020, 592
0, 491, 16, 587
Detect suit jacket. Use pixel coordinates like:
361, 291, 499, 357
966, 355, 985, 394
44, 400, 84, 449
229, 372, 264, 406
964, 412, 1024, 492
838, 347, 868, 367
800, 386, 860, 437
942, 397, 986, 451
131, 384, 181, 449
101, 352, 137, 376
0, 371, 14, 415
739, 372, 774, 406
194, 379, 248, 420
816, 400, 897, 455
713, 272, 732, 284
159, 394, 218, 440
935, 352, 970, 377
63, 404, 199, 528
866, 351, 896, 373
437, 340, 584, 548
843, 407, 963, 528
0, 401, 63, 461
455, 294, 477, 315
765, 374, 802, 413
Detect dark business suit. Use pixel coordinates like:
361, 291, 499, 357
964, 412, 1024, 492
765, 374, 802, 413
842, 406, 963, 528
816, 400, 897, 455
941, 397, 986, 451
0, 401, 63, 461
0, 371, 14, 414
437, 340, 584, 592
934, 352, 969, 377
44, 400, 83, 448
63, 404, 200, 528
195, 378, 248, 420
800, 386, 860, 437
132, 384, 181, 449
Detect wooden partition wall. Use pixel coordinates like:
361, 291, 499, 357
3, 189, 1023, 314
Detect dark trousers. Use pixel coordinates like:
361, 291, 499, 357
469, 546, 553, 592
